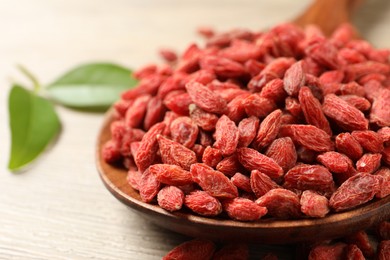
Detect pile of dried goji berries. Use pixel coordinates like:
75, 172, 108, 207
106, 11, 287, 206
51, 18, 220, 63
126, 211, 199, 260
103, 22, 389, 221
102, 22, 390, 258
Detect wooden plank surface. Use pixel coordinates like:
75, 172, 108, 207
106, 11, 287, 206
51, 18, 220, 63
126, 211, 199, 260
0, 0, 389, 259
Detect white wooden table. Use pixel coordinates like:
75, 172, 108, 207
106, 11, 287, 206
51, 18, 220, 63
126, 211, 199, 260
1, 0, 389, 259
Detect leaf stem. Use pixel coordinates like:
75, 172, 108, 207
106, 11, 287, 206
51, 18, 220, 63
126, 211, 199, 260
17, 64, 41, 93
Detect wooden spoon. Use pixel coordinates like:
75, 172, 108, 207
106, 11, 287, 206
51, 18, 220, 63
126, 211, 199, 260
96, 0, 390, 244
293, 0, 362, 36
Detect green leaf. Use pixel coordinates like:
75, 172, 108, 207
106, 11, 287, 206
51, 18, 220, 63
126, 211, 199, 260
46, 62, 138, 109
8, 85, 61, 171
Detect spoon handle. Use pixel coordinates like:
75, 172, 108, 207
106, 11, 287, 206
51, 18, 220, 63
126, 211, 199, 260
293, 0, 363, 36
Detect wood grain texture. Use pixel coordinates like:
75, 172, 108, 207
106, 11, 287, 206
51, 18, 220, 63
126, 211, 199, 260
1, 0, 390, 259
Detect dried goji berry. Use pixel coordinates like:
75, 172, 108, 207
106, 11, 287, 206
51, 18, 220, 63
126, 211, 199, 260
300, 190, 330, 218
157, 186, 184, 212
185, 81, 227, 114
256, 188, 301, 219
319, 70, 344, 84
250, 170, 280, 198
265, 137, 297, 172
149, 164, 192, 186
125, 94, 151, 128
223, 197, 268, 221
299, 86, 332, 135
216, 154, 243, 177
159, 48, 178, 63
162, 239, 216, 260
237, 147, 284, 179
356, 153, 382, 174
184, 190, 222, 217
316, 151, 355, 174
378, 127, 390, 144
338, 47, 366, 64
238, 116, 260, 148
133, 64, 157, 80
220, 39, 263, 63
322, 94, 368, 131
225, 93, 251, 123
370, 88, 390, 127
170, 116, 199, 148
139, 168, 161, 203
283, 60, 305, 96
126, 170, 142, 191
306, 40, 339, 69
259, 78, 287, 104
231, 172, 252, 193
183, 69, 216, 86
345, 61, 390, 81
243, 94, 276, 119
122, 74, 165, 100
284, 164, 335, 194
214, 88, 249, 103
213, 115, 239, 156
339, 95, 371, 112
375, 167, 390, 198
252, 109, 282, 150
199, 55, 247, 78
110, 120, 126, 146
335, 132, 363, 161
279, 124, 334, 152
202, 146, 223, 168
339, 82, 366, 97
263, 57, 296, 78
197, 26, 215, 38
157, 73, 186, 99
329, 173, 381, 212
190, 163, 238, 199
163, 91, 192, 116
157, 135, 197, 171
351, 130, 384, 153
102, 140, 122, 163
143, 96, 166, 131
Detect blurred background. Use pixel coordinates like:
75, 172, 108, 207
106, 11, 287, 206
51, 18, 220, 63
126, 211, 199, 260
0, 0, 389, 259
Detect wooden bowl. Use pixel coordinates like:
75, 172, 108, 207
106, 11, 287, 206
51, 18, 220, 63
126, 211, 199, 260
96, 110, 390, 244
